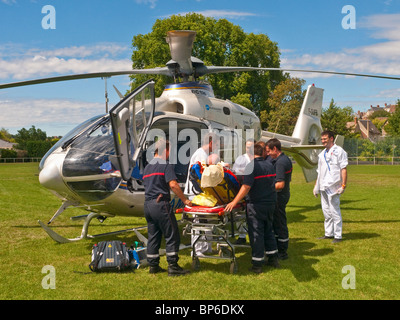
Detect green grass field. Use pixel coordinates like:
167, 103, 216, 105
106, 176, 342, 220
0, 163, 399, 300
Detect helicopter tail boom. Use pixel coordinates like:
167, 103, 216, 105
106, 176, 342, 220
261, 84, 324, 182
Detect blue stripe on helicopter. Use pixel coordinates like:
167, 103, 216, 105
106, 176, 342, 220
164, 82, 212, 91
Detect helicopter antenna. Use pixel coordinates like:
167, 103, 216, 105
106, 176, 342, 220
273, 119, 280, 138
102, 76, 110, 113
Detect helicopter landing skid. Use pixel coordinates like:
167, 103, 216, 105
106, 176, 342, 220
38, 211, 148, 244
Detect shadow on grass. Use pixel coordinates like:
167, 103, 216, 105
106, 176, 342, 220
282, 238, 334, 282
19, 214, 382, 280
287, 198, 370, 223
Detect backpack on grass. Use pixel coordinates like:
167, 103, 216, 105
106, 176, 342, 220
89, 240, 131, 272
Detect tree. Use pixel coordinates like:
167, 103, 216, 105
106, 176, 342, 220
14, 125, 48, 154
0, 128, 14, 143
321, 99, 354, 137
130, 13, 284, 116
368, 109, 389, 119
385, 99, 400, 137
260, 77, 305, 135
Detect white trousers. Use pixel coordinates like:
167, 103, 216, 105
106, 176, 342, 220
320, 191, 342, 239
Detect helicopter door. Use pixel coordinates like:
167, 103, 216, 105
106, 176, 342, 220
110, 79, 156, 181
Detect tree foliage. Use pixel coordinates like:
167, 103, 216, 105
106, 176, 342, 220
0, 128, 15, 143
260, 77, 305, 134
385, 99, 400, 137
15, 125, 47, 147
321, 99, 354, 137
368, 109, 389, 119
14, 125, 52, 157
130, 13, 284, 115
26, 140, 53, 158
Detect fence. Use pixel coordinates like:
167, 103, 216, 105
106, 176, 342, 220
0, 157, 42, 163
348, 157, 400, 165
343, 137, 400, 165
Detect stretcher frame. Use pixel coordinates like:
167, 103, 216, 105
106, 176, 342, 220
181, 202, 248, 274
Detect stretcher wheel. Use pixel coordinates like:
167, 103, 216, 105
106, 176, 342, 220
230, 261, 238, 274
218, 246, 232, 258
192, 257, 200, 271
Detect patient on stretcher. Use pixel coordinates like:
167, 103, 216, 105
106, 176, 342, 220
187, 156, 241, 208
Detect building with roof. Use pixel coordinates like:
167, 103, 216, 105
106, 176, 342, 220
0, 139, 16, 150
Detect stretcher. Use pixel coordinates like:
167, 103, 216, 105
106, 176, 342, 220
180, 162, 249, 274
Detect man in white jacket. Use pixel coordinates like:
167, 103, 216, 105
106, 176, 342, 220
313, 130, 348, 243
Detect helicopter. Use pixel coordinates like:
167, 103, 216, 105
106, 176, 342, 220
1, 30, 399, 243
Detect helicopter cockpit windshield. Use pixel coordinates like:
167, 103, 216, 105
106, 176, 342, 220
39, 114, 106, 171
62, 115, 121, 201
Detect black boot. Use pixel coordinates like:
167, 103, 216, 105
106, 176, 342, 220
266, 254, 280, 268
278, 251, 288, 260
149, 265, 166, 274
168, 263, 190, 276
249, 265, 263, 274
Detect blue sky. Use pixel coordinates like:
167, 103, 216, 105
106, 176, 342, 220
1, 0, 399, 136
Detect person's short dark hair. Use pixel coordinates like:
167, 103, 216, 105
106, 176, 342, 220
266, 138, 281, 151
256, 140, 266, 148
154, 139, 169, 155
321, 130, 335, 139
254, 142, 265, 156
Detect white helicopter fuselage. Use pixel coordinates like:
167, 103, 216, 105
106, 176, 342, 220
38, 81, 323, 222
38, 81, 261, 217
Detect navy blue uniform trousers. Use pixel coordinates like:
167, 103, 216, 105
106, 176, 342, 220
144, 199, 180, 266
246, 202, 278, 266
274, 192, 290, 253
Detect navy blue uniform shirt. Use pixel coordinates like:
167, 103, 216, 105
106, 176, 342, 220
272, 152, 292, 195
143, 158, 177, 201
243, 157, 277, 204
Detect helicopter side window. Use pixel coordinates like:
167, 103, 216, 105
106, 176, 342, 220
217, 129, 241, 166
138, 118, 207, 184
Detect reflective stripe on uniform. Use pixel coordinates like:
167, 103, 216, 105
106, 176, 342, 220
166, 251, 178, 256
252, 256, 264, 261
265, 249, 278, 255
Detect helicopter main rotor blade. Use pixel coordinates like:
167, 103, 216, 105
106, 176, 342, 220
1, 65, 399, 91
0, 68, 171, 89
200, 66, 400, 81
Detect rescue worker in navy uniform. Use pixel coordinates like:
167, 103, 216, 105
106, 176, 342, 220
225, 142, 279, 273
143, 139, 192, 276
266, 138, 292, 260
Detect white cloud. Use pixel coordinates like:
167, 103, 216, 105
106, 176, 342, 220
0, 43, 132, 80
1, 0, 16, 5
358, 13, 400, 40
135, 0, 157, 9
0, 98, 103, 133
194, 10, 258, 19
168, 9, 258, 20
0, 42, 132, 135
281, 13, 400, 78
